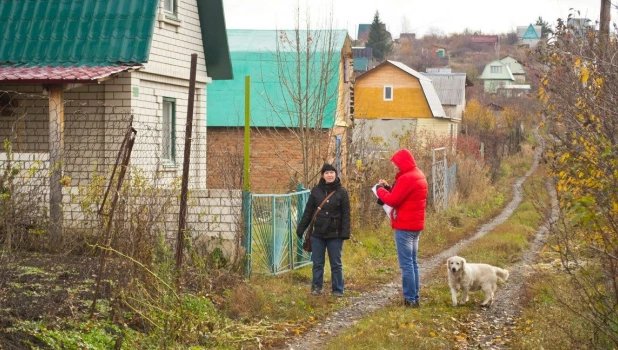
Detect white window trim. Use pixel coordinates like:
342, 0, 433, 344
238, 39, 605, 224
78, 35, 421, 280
383, 85, 393, 101
161, 97, 177, 168
163, 0, 177, 14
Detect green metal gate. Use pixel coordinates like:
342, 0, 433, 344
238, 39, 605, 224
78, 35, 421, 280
244, 190, 312, 275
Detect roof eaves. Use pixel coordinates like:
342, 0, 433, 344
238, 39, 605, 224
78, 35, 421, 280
197, 0, 233, 80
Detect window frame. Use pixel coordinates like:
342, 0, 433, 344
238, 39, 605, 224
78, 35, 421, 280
163, 0, 177, 15
383, 85, 393, 101
162, 97, 177, 165
490, 65, 502, 74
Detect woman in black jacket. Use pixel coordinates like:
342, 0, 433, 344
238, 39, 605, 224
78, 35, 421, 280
297, 163, 351, 296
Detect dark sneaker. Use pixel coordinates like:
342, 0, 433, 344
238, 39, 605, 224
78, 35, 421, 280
404, 299, 420, 308
332, 291, 344, 297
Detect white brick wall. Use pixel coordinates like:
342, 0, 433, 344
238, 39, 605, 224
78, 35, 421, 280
0, 0, 243, 249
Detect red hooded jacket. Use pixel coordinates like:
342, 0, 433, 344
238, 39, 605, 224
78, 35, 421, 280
376, 149, 428, 231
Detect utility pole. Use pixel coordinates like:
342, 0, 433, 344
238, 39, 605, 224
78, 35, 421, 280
600, 0, 611, 36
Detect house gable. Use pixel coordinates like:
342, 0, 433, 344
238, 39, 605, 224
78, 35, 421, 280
499, 55, 526, 75
355, 62, 435, 119
478, 60, 515, 81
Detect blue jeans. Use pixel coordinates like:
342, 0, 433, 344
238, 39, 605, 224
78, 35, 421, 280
310, 236, 344, 294
395, 229, 421, 302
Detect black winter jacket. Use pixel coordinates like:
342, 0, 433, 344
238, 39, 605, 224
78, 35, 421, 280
296, 178, 351, 240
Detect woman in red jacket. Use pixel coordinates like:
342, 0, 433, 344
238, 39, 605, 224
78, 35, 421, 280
376, 149, 428, 308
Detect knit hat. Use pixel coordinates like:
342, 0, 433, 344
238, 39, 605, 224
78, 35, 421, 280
320, 163, 337, 175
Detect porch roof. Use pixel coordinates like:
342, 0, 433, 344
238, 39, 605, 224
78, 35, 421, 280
0, 65, 142, 84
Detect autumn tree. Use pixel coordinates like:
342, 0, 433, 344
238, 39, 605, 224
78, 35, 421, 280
535, 16, 618, 347
366, 11, 392, 61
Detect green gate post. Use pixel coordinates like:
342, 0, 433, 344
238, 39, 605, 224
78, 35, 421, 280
295, 184, 306, 266
242, 190, 252, 276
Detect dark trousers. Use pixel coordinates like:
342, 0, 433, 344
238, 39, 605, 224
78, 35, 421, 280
310, 235, 344, 294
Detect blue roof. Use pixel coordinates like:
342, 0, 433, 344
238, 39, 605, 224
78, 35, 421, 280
207, 29, 348, 128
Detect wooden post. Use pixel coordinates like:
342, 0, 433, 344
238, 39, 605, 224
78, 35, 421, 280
175, 53, 198, 276
48, 85, 65, 247
600, 0, 612, 37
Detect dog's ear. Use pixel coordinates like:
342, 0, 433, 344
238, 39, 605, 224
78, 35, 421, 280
461, 257, 466, 268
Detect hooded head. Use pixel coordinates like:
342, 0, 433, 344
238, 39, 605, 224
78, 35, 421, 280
391, 149, 417, 174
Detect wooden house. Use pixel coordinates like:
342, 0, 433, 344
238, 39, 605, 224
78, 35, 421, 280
353, 60, 458, 148
206, 29, 353, 193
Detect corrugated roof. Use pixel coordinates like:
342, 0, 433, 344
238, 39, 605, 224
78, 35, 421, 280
0, 65, 141, 83
420, 72, 467, 105
362, 60, 446, 118
0, 0, 158, 67
207, 29, 348, 128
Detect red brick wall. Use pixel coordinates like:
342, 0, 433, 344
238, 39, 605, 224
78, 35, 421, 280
207, 127, 338, 194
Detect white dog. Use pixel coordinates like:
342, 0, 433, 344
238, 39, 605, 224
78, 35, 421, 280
447, 256, 509, 307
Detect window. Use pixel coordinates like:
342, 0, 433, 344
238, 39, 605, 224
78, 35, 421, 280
162, 98, 176, 163
164, 0, 176, 14
383, 85, 393, 101
490, 65, 502, 74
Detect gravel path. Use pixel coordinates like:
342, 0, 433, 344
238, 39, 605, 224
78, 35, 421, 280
281, 143, 547, 350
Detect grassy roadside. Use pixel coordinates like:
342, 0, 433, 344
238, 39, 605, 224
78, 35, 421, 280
323, 153, 548, 349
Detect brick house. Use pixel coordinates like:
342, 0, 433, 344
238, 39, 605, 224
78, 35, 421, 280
207, 29, 353, 193
0, 0, 240, 245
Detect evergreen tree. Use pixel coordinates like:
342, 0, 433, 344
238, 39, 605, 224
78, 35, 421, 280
535, 16, 552, 38
366, 11, 392, 61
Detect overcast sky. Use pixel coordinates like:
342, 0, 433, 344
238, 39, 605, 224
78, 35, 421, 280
222, 0, 617, 39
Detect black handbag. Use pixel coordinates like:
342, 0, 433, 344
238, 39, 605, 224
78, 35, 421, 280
303, 191, 336, 252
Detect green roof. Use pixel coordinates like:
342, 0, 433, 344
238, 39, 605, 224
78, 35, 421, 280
207, 29, 347, 128
0, 0, 232, 79
0, 0, 158, 67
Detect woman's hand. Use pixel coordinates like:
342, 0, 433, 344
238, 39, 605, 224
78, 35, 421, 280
378, 179, 389, 187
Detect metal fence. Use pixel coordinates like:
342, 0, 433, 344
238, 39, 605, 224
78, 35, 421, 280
431, 147, 457, 211
245, 190, 312, 275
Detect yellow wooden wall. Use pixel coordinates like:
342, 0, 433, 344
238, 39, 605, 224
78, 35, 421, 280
355, 64, 433, 119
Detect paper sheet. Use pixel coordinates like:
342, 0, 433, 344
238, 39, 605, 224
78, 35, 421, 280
372, 184, 393, 217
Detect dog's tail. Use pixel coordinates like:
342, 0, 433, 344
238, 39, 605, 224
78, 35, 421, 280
495, 267, 509, 282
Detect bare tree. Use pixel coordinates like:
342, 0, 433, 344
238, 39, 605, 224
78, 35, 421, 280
258, 5, 350, 188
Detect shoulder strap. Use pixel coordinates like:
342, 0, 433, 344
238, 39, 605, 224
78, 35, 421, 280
311, 190, 336, 222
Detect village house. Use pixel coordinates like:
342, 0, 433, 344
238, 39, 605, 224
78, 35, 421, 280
206, 29, 353, 193
353, 60, 456, 149
516, 24, 543, 47
0, 0, 239, 246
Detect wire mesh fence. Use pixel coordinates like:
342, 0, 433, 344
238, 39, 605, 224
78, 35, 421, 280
246, 190, 312, 275
0, 89, 243, 271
